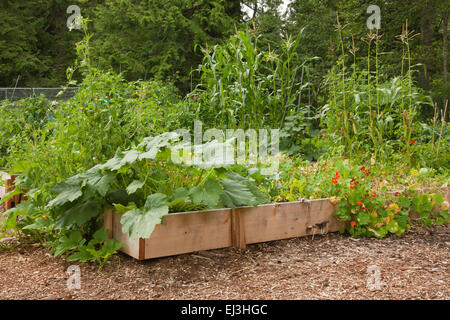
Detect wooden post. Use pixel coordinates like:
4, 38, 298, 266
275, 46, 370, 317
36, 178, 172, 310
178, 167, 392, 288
104, 209, 114, 239
139, 239, 146, 260
5, 175, 16, 210
231, 209, 246, 250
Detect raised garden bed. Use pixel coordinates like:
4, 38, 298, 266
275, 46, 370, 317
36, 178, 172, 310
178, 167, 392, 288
0, 171, 26, 210
105, 187, 450, 260
104, 197, 348, 260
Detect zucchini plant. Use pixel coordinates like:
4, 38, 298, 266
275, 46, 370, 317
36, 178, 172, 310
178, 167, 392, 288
1, 132, 268, 262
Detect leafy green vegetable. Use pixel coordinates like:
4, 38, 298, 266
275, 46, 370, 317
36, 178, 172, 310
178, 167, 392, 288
55, 200, 102, 229
189, 178, 222, 208
121, 193, 169, 240
126, 180, 145, 195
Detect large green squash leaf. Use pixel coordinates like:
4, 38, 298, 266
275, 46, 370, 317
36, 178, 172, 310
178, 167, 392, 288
48, 183, 83, 208
189, 178, 222, 208
91, 172, 116, 197
120, 149, 141, 166
220, 178, 256, 209
225, 172, 268, 205
126, 180, 145, 195
55, 200, 102, 229
120, 193, 169, 240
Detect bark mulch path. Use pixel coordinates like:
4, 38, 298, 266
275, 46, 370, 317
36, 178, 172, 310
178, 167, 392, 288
0, 225, 448, 300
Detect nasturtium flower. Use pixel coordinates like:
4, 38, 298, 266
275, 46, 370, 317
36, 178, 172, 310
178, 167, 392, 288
350, 221, 356, 227
357, 201, 363, 206
372, 192, 377, 198
332, 177, 338, 184
410, 140, 416, 145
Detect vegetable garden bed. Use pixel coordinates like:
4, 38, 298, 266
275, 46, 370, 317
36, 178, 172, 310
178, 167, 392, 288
105, 187, 450, 260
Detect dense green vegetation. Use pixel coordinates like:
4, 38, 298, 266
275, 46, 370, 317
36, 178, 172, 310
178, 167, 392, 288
0, 1, 448, 264
1, 1, 448, 103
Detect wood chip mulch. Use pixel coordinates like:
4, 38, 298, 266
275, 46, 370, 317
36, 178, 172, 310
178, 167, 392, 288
0, 224, 448, 300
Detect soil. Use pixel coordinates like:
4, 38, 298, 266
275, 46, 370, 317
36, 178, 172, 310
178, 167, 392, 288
0, 224, 448, 300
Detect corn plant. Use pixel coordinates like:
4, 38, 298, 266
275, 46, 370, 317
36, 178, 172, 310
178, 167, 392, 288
322, 19, 434, 165
188, 30, 316, 130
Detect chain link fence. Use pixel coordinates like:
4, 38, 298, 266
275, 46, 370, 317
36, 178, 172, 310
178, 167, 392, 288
0, 87, 79, 101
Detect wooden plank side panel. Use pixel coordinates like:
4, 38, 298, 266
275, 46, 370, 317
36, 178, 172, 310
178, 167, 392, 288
109, 211, 141, 260
238, 200, 343, 245
106, 187, 448, 260
308, 199, 345, 233
144, 209, 232, 259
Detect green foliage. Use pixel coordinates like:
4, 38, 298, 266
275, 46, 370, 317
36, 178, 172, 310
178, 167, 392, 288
5, 26, 184, 189
411, 192, 449, 226
0, 0, 92, 87
189, 178, 222, 208
332, 164, 409, 238
322, 23, 436, 166
1, 3, 448, 264
65, 229, 124, 267
332, 164, 449, 237
280, 109, 327, 160
121, 194, 169, 240
189, 30, 315, 130
0, 96, 54, 168
91, 0, 241, 92
4, 132, 268, 262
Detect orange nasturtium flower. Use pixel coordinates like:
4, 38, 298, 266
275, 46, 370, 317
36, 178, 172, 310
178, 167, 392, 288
332, 177, 338, 184
350, 221, 356, 227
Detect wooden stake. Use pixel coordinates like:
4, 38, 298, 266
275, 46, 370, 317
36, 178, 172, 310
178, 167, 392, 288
104, 209, 113, 239
231, 209, 246, 250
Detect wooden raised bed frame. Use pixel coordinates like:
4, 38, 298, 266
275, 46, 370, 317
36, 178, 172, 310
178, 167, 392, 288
0, 172, 26, 210
105, 198, 344, 260
105, 187, 450, 260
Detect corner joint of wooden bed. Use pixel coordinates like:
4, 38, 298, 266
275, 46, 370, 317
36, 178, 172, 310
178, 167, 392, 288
231, 208, 246, 250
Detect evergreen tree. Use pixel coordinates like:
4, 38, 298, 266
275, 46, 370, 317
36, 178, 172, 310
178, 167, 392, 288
90, 0, 242, 93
